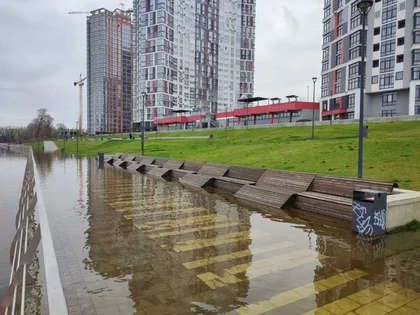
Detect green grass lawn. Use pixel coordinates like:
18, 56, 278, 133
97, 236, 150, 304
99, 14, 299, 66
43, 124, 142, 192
35, 121, 420, 190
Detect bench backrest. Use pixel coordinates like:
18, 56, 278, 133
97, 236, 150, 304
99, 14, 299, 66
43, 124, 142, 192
120, 154, 127, 160
226, 166, 265, 182
124, 155, 136, 161
310, 175, 396, 198
113, 153, 122, 159
197, 163, 229, 177
140, 156, 155, 165
153, 158, 169, 167
256, 169, 315, 192
163, 159, 185, 169
134, 155, 144, 162
182, 161, 205, 172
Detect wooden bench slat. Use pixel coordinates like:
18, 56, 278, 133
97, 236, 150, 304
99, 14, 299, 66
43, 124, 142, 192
163, 159, 184, 169
225, 166, 265, 182
182, 161, 205, 172
180, 174, 213, 188
197, 163, 229, 177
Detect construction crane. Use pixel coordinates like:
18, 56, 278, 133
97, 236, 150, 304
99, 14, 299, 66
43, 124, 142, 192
68, 11, 90, 15
74, 74, 87, 134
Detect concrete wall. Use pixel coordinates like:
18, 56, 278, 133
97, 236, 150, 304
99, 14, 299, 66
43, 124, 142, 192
387, 189, 420, 230
366, 89, 410, 117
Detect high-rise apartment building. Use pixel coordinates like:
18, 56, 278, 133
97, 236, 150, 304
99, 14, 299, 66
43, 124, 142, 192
132, 0, 256, 129
320, 0, 420, 121
87, 8, 133, 134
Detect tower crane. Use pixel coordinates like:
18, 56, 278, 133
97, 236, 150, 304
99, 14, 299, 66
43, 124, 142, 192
74, 74, 87, 134
68, 11, 91, 15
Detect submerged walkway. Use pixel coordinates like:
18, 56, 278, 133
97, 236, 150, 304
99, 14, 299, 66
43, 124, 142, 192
44, 141, 58, 152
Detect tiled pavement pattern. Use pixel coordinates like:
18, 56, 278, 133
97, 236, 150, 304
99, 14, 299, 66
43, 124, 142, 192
39, 159, 420, 315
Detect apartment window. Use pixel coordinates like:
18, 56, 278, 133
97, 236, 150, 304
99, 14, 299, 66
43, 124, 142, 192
335, 69, 342, 93
382, 109, 397, 116
348, 94, 355, 108
416, 86, 420, 102
398, 20, 405, 29
415, 106, 420, 115
415, 13, 420, 29
382, 92, 397, 106
374, 27, 380, 36
351, 16, 362, 29
382, 5, 397, 23
381, 39, 395, 57
323, 19, 330, 34
395, 71, 403, 80
416, 0, 420, 7
373, 43, 380, 51
397, 37, 404, 46
414, 31, 420, 44
347, 112, 355, 119
322, 100, 328, 111
412, 67, 420, 80
323, 46, 330, 60
350, 31, 361, 48
397, 54, 404, 63
349, 46, 361, 60
337, 0, 343, 9
381, 22, 396, 40
380, 56, 395, 73
321, 74, 330, 97
348, 77, 360, 90
372, 75, 379, 84
380, 73, 394, 89
413, 49, 420, 66
324, 5, 331, 18
349, 62, 359, 78
373, 59, 379, 67
322, 60, 329, 71
336, 40, 342, 65
383, 0, 397, 6
323, 33, 331, 44
351, 2, 359, 17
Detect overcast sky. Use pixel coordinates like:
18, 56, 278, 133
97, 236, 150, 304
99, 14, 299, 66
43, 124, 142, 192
0, 0, 323, 127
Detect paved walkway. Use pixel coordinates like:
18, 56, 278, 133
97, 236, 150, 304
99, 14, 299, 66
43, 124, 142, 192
43, 141, 58, 152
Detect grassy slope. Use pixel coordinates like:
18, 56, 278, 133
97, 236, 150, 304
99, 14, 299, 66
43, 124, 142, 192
49, 121, 420, 190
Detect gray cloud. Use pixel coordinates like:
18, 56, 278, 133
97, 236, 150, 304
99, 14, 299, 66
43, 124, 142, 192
0, 0, 323, 127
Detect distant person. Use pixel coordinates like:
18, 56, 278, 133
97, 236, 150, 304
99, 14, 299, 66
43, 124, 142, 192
129, 132, 133, 140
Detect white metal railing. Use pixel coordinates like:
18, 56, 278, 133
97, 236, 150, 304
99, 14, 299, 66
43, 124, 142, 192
0, 144, 68, 315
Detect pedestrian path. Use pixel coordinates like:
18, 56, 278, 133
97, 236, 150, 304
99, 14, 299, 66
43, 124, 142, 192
43, 140, 58, 152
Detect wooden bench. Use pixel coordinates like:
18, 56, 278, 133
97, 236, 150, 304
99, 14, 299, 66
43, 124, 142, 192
171, 161, 205, 180
148, 167, 172, 179
106, 153, 122, 164
234, 169, 315, 209
310, 175, 397, 198
162, 159, 184, 170
293, 175, 398, 221
179, 174, 214, 189
213, 166, 265, 193
141, 158, 169, 173
235, 185, 297, 209
295, 191, 353, 221
127, 162, 142, 172
123, 155, 136, 162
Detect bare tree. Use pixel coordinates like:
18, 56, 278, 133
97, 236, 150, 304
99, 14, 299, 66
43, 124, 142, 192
26, 108, 55, 139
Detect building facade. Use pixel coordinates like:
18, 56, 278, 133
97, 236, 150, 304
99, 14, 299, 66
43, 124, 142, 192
320, 0, 420, 121
132, 0, 256, 130
87, 8, 133, 134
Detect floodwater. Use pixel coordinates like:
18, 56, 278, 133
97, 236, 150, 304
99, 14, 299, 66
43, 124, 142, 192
1, 150, 420, 314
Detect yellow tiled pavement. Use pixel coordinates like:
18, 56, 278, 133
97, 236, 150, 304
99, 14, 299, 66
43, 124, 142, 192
147, 221, 240, 239
306, 281, 420, 315
137, 214, 219, 227
167, 230, 265, 252
234, 269, 367, 314
113, 202, 194, 212
198, 250, 328, 290
123, 207, 207, 219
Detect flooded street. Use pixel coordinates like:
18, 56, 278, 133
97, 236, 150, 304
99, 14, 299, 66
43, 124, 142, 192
2, 150, 420, 314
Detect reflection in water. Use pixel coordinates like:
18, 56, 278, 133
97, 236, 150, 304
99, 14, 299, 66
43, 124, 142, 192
26, 153, 420, 314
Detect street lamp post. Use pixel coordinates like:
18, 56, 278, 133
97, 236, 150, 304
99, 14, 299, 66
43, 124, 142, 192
141, 92, 146, 155
357, 0, 373, 178
312, 77, 317, 139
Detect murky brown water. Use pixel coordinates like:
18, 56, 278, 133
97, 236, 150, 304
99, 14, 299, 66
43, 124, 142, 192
2, 151, 420, 314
